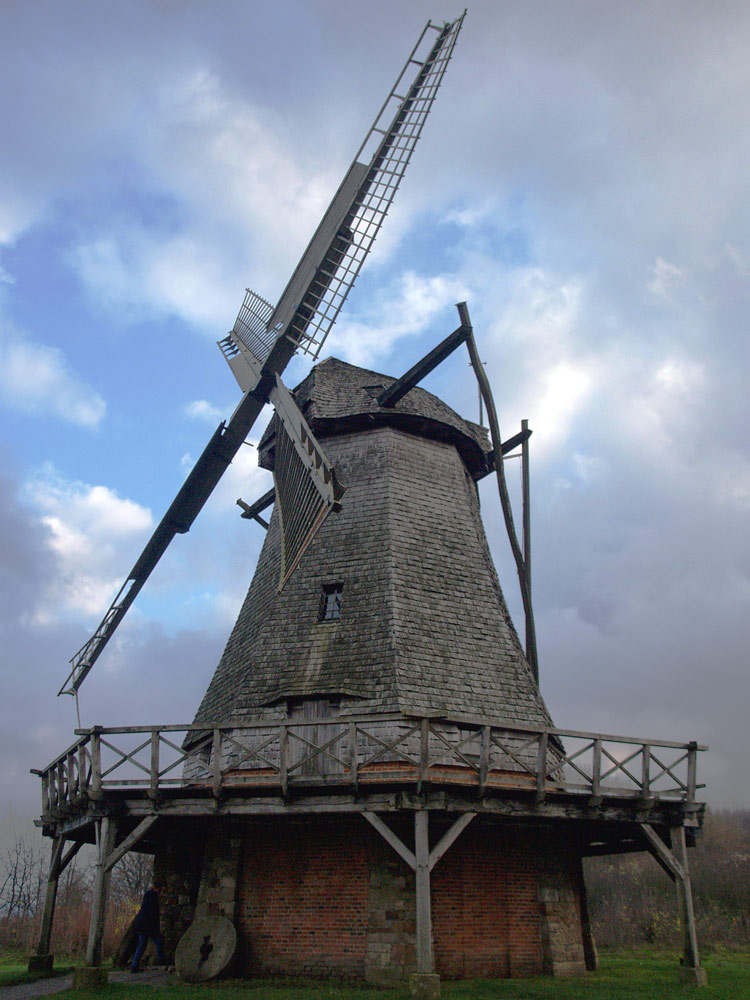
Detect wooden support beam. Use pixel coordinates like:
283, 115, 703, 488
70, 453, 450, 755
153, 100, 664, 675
520, 418, 537, 683
237, 487, 275, 528
641, 823, 685, 881
428, 812, 476, 871
414, 811, 434, 975
641, 823, 706, 985
362, 812, 416, 870
103, 816, 159, 873
85, 817, 117, 967
29, 837, 83, 972
670, 825, 705, 983
33, 838, 65, 962
377, 325, 469, 408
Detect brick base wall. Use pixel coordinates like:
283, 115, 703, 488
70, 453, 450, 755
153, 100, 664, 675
156, 814, 588, 982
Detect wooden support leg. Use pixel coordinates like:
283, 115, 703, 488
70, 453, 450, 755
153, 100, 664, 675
642, 823, 706, 987
29, 838, 64, 973
30, 837, 84, 973
414, 811, 433, 975
577, 858, 598, 972
85, 817, 117, 967
410, 811, 440, 998
670, 826, 707, 986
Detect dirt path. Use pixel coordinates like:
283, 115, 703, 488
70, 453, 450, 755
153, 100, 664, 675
3, 967, 172, 998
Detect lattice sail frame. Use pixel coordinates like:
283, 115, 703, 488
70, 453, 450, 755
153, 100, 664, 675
270, 376, 345, 589
218, 13, 465, 383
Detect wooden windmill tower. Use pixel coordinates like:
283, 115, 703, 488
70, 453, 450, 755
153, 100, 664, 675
33, 12, 708, 993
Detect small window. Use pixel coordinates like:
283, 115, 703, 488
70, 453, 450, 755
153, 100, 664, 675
318, 583, 343, 622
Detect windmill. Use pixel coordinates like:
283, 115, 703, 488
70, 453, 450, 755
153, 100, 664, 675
34, 11, 708, 993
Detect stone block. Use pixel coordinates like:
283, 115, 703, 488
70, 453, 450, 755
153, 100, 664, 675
409, 972, 441, 999
27, 954, 54, 974
680, 966, 708, 986
73, 966, 109, 989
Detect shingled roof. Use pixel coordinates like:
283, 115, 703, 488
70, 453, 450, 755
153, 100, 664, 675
193, 358, 553, 731
259, 357, 493, 478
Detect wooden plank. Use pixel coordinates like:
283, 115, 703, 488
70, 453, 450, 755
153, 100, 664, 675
362, 812, 416, 870
103, 816, 159, 873
66, 716, 706, 752
428, 812, 476, 871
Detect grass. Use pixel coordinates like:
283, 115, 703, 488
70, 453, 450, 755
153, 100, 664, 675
9, 950, 750, 999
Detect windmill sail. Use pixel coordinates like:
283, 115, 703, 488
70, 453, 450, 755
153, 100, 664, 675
60, 13, 465, 696
218, 12, 465, 382
269, 376, 345, 588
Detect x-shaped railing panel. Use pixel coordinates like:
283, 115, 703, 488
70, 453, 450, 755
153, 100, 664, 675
286, 727, 350, 775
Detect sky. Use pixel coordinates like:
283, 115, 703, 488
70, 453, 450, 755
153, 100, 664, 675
1, 0, 749, 819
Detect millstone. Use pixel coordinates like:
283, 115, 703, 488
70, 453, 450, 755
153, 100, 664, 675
174, 914, 237, 981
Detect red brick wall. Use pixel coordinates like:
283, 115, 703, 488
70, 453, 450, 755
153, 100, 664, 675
230, 814, 583, 982
237, 816, 370, 978
431, 823, 545, 978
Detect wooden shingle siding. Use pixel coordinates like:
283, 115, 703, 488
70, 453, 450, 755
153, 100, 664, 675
192, 359, 551, 737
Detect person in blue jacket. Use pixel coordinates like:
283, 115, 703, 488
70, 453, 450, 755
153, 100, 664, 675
131, 881, 167, 972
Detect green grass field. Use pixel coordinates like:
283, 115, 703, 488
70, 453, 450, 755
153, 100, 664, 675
4, 951, 750, 999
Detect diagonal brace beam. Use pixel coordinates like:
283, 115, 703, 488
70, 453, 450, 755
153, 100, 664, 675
378, 325, 469, 408
104, 816, 159, 873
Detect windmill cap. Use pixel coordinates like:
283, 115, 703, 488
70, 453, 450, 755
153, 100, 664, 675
259, 357, 492, 478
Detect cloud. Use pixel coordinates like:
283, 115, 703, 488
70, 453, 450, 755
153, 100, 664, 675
184, 399, 224, 423
23, 465, 153, 618
0, 322, 106, 427
327, 270, 469, 367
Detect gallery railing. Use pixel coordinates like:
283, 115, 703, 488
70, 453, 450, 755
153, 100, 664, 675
34, 714, 706, 821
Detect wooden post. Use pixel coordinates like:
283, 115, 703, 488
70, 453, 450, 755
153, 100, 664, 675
30, 838, 84, 973
670, 825, 706, 985
536, 731, 548, 802
686, 742, 698, 808
149, 730, 160, 799
85, 817, 117, 967
641, 743, 651, 800
57, 762, 66, 809
349, 721, 358, 794
90, 729, 102, 800
577, 858, 598, 972
479, 725, 490, 796
418, 718, 430, 794
590, 738, 602, 803
212, 729, 222, 799
414, 810, 433, 975
521, 418, 538, 684
31, 838, 63, 969
280, 725, 288, 796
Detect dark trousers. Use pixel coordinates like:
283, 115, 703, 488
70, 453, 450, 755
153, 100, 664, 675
131, 931, 166, 970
